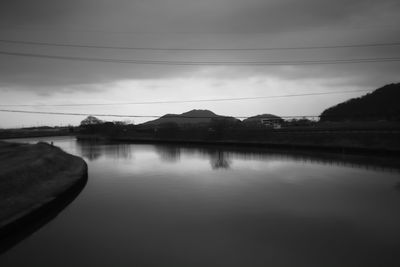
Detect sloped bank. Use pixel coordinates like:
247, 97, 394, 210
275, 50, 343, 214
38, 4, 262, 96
0, 141, 87, 250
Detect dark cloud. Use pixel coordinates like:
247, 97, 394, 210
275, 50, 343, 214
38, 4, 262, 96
0, 1, 81, 25
1, 0, 397, 33
0, 0, 399, 93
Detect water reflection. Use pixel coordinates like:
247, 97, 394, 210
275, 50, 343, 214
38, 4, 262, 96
155, 145, 181, 162
76, 140, 133, 161
155, 145, 231, 169
156, 145, 400, 173
3, 137, 400, 267
76, 140, 102, 161
210, 151, 231, 170
395, 182, 400, 191
74, 140, 400, 173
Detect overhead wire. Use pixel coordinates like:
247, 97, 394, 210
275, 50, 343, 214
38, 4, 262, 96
1, 22, 398, 36
0, 34, 396, 121
0, 109, 391, 120
0, 89, 371, 107
0, 109, 323, 119
1, 50, 400, 65
1, 38, 400, 51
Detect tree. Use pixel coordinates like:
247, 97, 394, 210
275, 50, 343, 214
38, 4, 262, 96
208, 118, 241, 139
80, 116, 103, 126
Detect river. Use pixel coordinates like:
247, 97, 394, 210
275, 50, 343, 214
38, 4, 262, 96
1, 136, 399, 267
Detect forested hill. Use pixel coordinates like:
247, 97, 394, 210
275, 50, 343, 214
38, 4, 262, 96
320, 83, 400, 121
142, 109, 234, 126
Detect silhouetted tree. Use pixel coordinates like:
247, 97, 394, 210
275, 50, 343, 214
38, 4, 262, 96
80, 116, 103, 126
208, 118, 241, 139
155, 122, 181, 139
80, 116, 104, 134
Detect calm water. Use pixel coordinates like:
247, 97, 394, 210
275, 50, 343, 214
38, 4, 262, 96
1, 136, 400, 267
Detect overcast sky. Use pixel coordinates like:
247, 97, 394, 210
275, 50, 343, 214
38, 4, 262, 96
0, 0, 399, 128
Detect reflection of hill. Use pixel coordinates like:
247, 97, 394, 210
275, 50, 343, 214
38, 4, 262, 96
76, 140, 400, 173
155, 144, 400, 173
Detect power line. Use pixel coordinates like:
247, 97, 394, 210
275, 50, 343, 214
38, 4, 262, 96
1, 50, 400, 65
1, 23, 398, 36
0, 109, 157, 118
0, 89, 371, 107
0, 109, 392, 120
1, 38, 400, 51
0, 109, 321, 119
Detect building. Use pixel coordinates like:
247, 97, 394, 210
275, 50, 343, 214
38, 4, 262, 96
260, 118, 282, 129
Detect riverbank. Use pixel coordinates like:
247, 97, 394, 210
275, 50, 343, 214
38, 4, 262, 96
0, 128, 73, 140
0, 141, 87, 236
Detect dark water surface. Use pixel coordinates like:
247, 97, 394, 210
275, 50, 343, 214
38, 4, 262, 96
1, 136, 399, 267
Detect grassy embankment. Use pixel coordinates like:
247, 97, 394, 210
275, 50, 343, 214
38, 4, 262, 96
0, 141, 87, 230
0, 127, 72, 140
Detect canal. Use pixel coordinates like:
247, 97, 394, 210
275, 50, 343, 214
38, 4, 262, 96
1, 136, 399, 266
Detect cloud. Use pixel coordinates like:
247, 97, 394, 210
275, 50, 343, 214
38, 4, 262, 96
2, 0, 397, 32
0, 0, 399, 95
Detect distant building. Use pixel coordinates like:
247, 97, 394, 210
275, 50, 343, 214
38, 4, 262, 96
273, 123, 282, 129
260, 118, 282, 129
243, 114, 283, 128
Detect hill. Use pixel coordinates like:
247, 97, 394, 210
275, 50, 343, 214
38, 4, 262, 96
242, 114, 283, 125
142, 109, 234, 126
320, 83, 400, 121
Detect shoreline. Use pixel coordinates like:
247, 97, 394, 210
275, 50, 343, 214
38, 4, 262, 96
0, 175, 87, 254
0, 141, 88, 249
